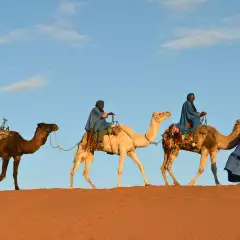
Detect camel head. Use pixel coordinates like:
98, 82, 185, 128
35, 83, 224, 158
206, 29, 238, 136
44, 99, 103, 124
233, 120, 240, 133
36, 123, 59, 135
152, 111, 171, 123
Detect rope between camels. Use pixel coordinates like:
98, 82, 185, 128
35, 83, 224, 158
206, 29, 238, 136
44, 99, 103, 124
49, 132, 80, 152
144, 133, 162, 146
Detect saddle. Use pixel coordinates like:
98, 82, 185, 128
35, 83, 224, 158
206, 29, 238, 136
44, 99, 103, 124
83, 126, 122, 153
0, 130, 9, 141
162, 121, 208, 154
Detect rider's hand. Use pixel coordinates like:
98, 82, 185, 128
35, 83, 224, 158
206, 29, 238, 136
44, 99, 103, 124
200, 112, 207, 116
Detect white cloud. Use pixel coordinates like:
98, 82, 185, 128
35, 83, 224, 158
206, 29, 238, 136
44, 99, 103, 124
37, 0, 88, 44
148, 0, 207, 12
0, 0, 88, 45
161, 26, 240, 50
36, 24, 88, 43
0, 28, 31, 44
57, 1, 77, 17
0, 75, 46, 92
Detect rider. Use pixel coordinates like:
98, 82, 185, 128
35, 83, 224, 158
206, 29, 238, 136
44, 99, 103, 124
176, 93, 207, 149
224, 138, 240, 182
85, 100, 114, 148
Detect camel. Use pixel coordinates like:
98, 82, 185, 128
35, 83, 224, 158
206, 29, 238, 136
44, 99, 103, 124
69, 111, 171, 189
161, 120, 240, 186
0, 122, 59, 190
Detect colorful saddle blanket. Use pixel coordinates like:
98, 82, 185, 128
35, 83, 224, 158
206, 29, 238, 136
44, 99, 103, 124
162, 124, 194, 153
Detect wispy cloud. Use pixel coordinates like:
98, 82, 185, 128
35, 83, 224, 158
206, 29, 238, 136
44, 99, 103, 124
0, 0, 88, 45
0, 28, 31, 44
0, 75, 46, 92
161, 25, 240, 50
55, 0, 87, 19
36, 24, 88, 43
148, 0, 207, 12
38, 0, 88, 44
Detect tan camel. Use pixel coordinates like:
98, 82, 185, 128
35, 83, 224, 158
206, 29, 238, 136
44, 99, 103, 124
69, 111, 171, 189
0, 123, 59, 190
161, 120, 240, 186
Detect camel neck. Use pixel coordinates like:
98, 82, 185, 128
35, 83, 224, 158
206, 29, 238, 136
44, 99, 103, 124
216, 130, 240, 150
18, 131, 48, 154
132, 117, 162, 148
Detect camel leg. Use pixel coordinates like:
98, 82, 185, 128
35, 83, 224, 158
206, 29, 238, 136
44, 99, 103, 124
210, 151, 220, 185
127, 150, 151, 186
117, 150, 127, 187
165, 151, 180, 186
188, 148, 209, 186
69, 147, 88, 189
82, 152, 96, 189
13, 156, 21, 190
0, 156, 10, 181
160, 151, 169, 185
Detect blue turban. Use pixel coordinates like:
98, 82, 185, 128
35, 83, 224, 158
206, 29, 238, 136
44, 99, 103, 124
95, 100, 104, 107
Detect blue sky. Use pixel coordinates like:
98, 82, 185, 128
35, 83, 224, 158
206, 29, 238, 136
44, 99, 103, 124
0, 0, 239, 190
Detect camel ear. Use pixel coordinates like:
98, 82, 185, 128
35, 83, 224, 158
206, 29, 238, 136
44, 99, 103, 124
236, 120, 240, 124
37, 123, 44, 128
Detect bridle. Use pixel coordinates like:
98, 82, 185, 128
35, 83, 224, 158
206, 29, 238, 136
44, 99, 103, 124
144, 113, 169, 146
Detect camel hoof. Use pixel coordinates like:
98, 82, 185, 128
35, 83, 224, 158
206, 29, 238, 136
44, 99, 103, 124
92, 186, 96, 189
0, 176, 6, 181
69, 186, 73, 189
15, 187, 20, 190
145, 183, 152, 186
174, 182, 181, 186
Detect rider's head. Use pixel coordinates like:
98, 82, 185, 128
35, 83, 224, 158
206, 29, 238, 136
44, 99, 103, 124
187, 93, 195, 102
96, 100, 104, 111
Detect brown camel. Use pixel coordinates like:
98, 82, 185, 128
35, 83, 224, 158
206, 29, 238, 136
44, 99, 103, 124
0, 123, 59, 190
70, 111, 171, 189
161, 120, 240, 186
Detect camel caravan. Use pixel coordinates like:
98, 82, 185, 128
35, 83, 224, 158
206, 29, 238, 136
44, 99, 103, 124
0, 93, 240, 190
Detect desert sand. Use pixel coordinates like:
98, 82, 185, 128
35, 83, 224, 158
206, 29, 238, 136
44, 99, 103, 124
1, 185, 240, 240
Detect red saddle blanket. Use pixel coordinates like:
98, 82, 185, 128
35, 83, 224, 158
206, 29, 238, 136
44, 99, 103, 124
162, 124, 194, 153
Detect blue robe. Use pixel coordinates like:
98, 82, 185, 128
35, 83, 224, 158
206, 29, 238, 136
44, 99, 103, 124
85, 106, 111, 132
224, 143, 240, 182
176, 96, 201, 133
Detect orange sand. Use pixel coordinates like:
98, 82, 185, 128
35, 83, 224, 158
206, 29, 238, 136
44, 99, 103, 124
0, 185, 240, 240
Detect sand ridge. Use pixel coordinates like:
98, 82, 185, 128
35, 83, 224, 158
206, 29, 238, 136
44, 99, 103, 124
1, 185, 240, 240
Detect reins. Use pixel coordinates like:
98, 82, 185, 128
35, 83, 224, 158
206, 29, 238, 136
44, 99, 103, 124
49, 133, 80, 152
144, 133, 162, 146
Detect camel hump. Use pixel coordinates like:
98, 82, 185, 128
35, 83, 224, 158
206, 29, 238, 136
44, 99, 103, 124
0, 130, 10, 140
110, 126, 121, 136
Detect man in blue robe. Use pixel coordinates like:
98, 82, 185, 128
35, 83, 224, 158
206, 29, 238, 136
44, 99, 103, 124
176, 93, 207, 149
224, 139, 240, 182
85, 100, 114, 148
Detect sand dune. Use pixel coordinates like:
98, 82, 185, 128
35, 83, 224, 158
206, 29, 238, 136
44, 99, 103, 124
1, 185, 240, 240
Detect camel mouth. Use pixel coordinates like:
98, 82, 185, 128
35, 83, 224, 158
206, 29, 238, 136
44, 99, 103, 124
164, 111, 171, 117
51, 124, 59, 132
52, 125, 59, 132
